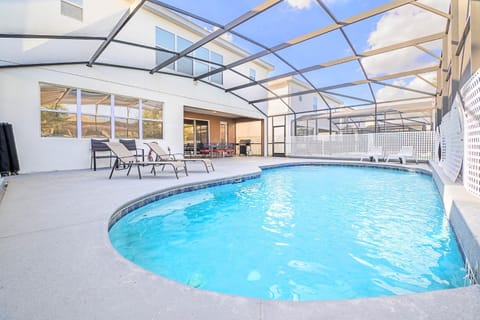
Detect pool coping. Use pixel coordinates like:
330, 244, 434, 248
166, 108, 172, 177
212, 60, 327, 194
2, 158, 480, 319
108, 160, 479, 288
430, 161, 480, 283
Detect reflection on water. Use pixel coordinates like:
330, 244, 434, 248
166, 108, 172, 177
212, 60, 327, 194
110, 166, 467, 301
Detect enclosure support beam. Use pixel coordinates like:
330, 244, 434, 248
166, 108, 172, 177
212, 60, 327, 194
195, 0, 416, 81
87, 0, 146, 67
149, 0, 281, 74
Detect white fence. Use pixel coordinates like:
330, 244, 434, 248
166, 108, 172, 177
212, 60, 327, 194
438, 94, 464, 182
461, 68, 480, 198
289, 131, 435, 161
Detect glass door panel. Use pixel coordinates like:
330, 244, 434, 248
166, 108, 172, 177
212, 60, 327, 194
184, 119, 209, 156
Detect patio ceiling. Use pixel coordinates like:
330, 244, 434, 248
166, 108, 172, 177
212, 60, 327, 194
0, 0, 451, 124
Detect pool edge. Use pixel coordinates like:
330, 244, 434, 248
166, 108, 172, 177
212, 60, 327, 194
108, 162, 432, 231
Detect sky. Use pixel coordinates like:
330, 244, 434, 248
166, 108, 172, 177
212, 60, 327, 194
159, 0, 450, 107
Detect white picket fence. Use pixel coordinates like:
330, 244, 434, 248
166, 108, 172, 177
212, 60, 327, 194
289, 131, 435, 161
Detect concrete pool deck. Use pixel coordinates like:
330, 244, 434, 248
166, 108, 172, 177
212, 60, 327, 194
0, 157, 479, 320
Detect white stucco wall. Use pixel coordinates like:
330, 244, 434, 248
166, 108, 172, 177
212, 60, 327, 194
0, 0, 272, 173
0, 64, 265, 173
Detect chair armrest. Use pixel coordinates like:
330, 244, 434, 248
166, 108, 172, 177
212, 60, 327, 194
135, 148, 145, 161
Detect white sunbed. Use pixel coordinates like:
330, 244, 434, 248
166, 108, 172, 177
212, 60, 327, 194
360, 146, 383, 162
386, 146, 415, 164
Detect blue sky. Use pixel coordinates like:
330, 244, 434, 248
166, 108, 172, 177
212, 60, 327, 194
158, 0, 449, 107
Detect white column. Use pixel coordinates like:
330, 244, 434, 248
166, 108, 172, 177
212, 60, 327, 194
139, 98, 143, 140
111, 95, 115, 139
76, 88, 81, 139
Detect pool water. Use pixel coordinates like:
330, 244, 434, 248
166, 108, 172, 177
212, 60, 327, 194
109, 166, 467, 301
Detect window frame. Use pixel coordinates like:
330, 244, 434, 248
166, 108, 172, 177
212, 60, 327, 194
39, 82, 164, 140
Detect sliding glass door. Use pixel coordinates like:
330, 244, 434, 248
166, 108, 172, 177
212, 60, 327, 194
184, 119, 209, 155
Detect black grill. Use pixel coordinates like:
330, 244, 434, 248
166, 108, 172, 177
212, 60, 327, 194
238, 139, 251, 156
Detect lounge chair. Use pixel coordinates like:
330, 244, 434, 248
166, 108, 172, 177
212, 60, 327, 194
119, 139, 145, 162
103, 142, 187, 179
360, 146, 383, 162
386, 146, 415, 164
145, 142, 215, 173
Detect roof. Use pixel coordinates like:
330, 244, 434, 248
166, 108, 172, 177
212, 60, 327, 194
0, 0, 450, 124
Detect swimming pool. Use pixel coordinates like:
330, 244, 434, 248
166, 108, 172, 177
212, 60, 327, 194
109, 165, 467, 301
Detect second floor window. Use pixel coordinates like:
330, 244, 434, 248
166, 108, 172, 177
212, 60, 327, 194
155, 27, 224, 85
249, 68, 256, 82
155, 28, 175, 70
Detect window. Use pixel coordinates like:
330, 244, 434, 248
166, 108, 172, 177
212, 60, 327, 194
40, 83, 163, 140
40, 83, 77, 137
81, 90, 111, 138
177, 36, 193, 75
60, 0, 83, 21
210, 51, 224, 85
114, 95, 139, 139
142, 100, 163, 139
249, 68, 256, 82
313, 96, 318, 111
155, 27, 224, 85
194, 47, 209, 77
155, 27, 175, 70
298, 95, 303, 102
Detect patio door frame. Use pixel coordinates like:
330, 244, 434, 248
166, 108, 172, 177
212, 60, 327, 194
271, 115, 286, 157
184, 117, 210, 156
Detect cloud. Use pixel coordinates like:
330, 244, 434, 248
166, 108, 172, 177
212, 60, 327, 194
362, 0, 448, 77
360, 0, 448, 101
286, 0, 312, 10
376, 72, 437, 102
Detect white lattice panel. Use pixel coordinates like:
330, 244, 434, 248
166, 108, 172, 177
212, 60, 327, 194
439, 95, 464, 182
434, 128, 440, 163
289, 131, 435, 161
461, 69, 480, 198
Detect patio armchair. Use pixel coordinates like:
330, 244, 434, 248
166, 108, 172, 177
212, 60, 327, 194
103, 142, 187, 179
90, 138, 115, 171
146, 142, 214, 173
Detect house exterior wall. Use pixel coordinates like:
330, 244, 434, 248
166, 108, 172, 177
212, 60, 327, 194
183, 111, 237, 146
0, 0, 271, 173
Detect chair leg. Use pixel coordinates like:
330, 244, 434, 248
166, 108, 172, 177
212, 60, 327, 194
127, 162, 133, 176
171, 165, 179, 179
109, 159, 118, 179
203, 161, 209, 173
137, 164, 142, 179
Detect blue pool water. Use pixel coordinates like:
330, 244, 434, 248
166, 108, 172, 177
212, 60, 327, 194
109, 165, 466, 301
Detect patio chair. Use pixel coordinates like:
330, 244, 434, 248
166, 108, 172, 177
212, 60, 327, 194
103, 142, 187, 179
360, 146, 383, 162
145, 142, 214, 173
386, 146, 415, 164
119, 139, 145, 162
90, 138, 115, 171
